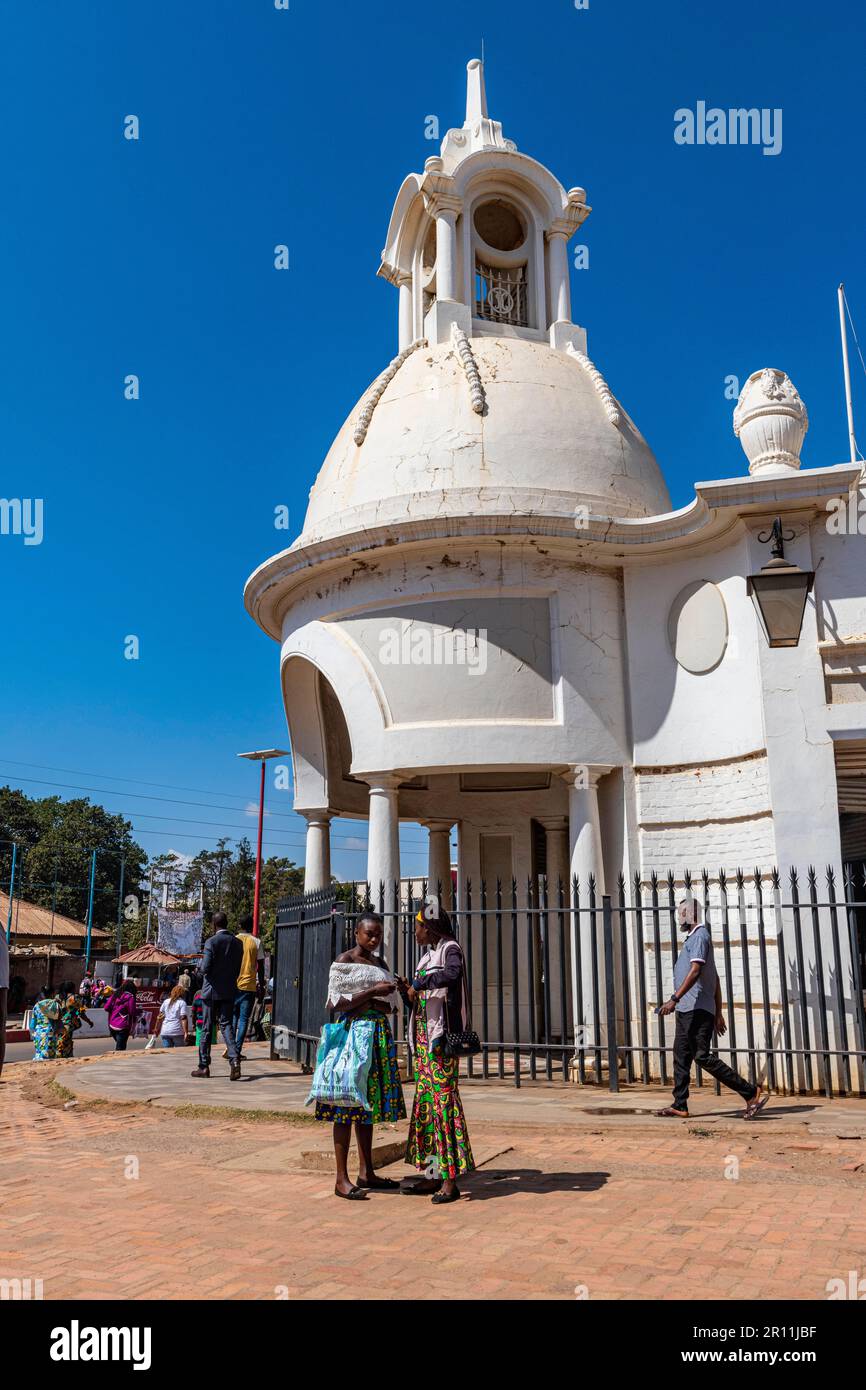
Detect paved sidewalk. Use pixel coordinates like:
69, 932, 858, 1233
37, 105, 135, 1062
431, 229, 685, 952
2, 1052, 865, 1301
60, 1042, 866, 1138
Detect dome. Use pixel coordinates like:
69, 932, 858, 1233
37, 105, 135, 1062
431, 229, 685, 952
298, 336, 671, 546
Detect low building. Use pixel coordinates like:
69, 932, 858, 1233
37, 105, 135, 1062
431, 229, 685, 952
2, 891, 113, 1005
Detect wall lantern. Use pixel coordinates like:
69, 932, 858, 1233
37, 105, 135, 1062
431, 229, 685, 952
747, 518, 814, 648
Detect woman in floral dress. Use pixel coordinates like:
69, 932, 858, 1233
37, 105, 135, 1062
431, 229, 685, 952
31, 993, 62, 1060
400, 906, 475, 1205
56, 993, 94, 1058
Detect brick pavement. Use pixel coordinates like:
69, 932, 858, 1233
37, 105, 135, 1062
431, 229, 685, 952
2, 1064, 866, 1301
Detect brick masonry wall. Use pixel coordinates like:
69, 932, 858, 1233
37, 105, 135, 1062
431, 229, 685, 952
635, 751, 776, 878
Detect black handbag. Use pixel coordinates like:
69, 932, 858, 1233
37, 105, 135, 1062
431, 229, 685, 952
442, 951, 482, 1058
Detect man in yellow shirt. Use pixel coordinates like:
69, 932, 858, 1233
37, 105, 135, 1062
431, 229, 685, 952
233, 915, 264, 1058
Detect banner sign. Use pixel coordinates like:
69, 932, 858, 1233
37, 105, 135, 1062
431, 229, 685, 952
156, 909, 203, 958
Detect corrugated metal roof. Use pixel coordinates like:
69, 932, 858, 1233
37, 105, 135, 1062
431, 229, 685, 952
0, 891, 111, 940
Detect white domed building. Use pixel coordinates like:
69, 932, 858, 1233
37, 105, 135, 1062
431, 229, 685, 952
246, 61, 866, 1079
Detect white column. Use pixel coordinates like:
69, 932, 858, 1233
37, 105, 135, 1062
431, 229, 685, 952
566, 766, 610, 1064
302, 811, 332, 893
548, 231, 571, 325
366, 775, 401, 911
540, 816, 569, 897
423, 820, 454, 910
435, 209, 458, 302
398, 275, 413, 351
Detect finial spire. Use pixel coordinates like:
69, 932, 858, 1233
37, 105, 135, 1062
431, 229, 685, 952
465, 58, 488, 126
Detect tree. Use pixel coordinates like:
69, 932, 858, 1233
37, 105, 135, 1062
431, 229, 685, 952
223, 838, 256, 926
258, 855, 305, 952
0, 787, 147, 934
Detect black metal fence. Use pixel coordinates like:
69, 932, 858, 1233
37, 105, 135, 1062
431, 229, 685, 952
272, 866, 866, 1098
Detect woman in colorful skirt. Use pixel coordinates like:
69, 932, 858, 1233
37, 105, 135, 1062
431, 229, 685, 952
400, 905, 475, 1205
56, 993, 94, 1058
31, 993, 62, 1060
316, 911, 406, 1201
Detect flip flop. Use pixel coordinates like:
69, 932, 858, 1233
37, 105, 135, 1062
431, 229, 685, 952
356, 1176, 400, 1191
656, 1106, 689, 1118
744, 1091, 770, 1120
334, 1184, 368, 1201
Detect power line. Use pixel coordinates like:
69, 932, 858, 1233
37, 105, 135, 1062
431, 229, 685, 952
0, 768, 431, 845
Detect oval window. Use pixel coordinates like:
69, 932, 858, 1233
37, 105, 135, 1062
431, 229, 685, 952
473, 199, 526, 252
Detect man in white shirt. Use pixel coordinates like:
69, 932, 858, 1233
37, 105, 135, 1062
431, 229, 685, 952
0, 929, 9, 1080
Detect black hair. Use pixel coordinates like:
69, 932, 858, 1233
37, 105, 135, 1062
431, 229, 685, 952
239, 914, 254, 933
357, 910, 384, 932
424, 905, 454, 939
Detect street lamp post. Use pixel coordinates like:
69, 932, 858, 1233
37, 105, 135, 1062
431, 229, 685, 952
237, 748, 289, 938
747, 518, 815, 649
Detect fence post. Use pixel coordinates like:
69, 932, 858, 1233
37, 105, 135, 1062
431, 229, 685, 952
602, 894, 619, 1093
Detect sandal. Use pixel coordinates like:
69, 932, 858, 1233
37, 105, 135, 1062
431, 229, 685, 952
744, 1090, 770, 1120
431, 1186, 461, 1205
334, 1184, 368, 1201
656, 1106, 689, 1118
356, 1176, 400, 1191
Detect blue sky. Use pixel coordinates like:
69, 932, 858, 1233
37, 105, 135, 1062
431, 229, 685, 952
1, 0, 864, 882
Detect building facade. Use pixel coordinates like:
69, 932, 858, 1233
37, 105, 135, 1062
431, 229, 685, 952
246, 62, 866, 1081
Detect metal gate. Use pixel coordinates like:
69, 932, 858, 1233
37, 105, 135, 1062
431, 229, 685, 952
271, 888, 349, 1066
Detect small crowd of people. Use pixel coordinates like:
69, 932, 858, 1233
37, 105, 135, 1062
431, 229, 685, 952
24, 910, 266, 1064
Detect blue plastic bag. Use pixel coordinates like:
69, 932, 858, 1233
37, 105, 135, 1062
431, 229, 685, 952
305, 1018, 376, 1110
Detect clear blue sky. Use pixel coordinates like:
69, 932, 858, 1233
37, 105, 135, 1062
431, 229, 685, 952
1, 0, 864, 881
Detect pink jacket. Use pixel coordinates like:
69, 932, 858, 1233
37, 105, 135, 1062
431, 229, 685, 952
105, 989, 137, 1032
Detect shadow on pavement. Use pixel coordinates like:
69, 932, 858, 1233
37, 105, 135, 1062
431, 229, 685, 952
461, 1168, 609, 1199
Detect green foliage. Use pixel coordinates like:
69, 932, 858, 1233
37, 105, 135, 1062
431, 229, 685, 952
0, 786, 306, 955
0, 786, 147, 933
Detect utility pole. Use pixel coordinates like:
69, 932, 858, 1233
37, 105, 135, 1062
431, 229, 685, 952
4, 842, 16, 945
85, 849, 97, 968
116, 851, 126, 963
145, 862, 155, 943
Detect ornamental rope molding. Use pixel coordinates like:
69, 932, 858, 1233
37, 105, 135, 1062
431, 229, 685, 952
451, 321, 486, 414
353, 339, 428, 446
565, 342, 622, 428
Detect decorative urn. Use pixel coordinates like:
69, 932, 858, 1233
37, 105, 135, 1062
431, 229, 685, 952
733, 368, 808, 476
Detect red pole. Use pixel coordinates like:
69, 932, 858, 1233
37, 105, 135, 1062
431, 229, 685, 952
252, 758, 266, 938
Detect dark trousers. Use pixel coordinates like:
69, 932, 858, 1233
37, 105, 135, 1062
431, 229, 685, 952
673, 1008, 756, 1110
198, 996, 238, 1069
110, 1027, 129, 1052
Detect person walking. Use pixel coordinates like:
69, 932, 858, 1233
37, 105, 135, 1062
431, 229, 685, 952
190, 912, 243, 1080
232, 914, 263, 1058
156, 984, 190, 1048
400, 905, 475, 1205
656, 897, 770, 1120
105, 979, 138, 1050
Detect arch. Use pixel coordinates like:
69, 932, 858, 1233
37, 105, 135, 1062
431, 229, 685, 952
280, 620, 391, 795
